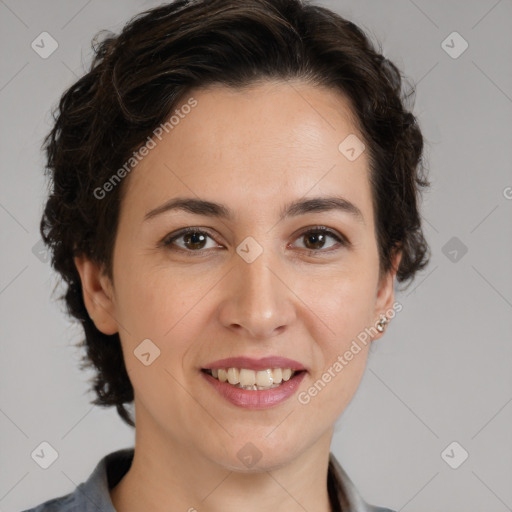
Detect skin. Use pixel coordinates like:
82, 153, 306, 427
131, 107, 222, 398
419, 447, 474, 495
75, 80, 401, 512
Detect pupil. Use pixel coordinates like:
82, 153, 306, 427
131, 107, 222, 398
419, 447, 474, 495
305, 232, 324, 250
185, 232, 206, 249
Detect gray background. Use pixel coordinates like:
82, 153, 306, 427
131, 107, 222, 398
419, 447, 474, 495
1, 1, 511, 510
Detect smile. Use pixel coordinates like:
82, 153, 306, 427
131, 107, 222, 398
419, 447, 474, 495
202, 367, 297, 390
201, 367, 307, 409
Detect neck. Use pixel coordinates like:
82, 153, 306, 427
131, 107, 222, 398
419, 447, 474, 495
110, 406, 334, 512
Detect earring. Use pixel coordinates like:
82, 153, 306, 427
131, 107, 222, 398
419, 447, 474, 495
376, 314, 389, 333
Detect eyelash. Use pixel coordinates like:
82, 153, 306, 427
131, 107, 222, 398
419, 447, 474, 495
161, 226, 349, 257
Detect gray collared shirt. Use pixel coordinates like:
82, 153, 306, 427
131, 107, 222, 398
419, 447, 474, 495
22, 448, 395, 511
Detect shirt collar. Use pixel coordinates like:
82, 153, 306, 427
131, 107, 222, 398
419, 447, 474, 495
70, 448, 381, 512
70, 448, 133, 511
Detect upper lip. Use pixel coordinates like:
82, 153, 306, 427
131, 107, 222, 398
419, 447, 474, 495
203, 356, 307, 372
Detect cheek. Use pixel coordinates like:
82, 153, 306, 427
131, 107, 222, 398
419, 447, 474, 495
112, 255, 185, 335
115, 265, 207, 425
295, 259, 378, 339
294, 263, 376, 409
297, 341, 370, 434
113, 260, 214, 372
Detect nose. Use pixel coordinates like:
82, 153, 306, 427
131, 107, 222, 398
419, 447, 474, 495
217, 249, 297, 340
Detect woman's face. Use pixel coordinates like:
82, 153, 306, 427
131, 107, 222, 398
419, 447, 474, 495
78, 80, 399, 471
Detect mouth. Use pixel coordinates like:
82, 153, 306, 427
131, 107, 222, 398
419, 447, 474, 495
201, 367, 305, 391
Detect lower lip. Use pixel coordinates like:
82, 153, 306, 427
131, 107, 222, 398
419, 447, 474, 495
201, 371, 306, 409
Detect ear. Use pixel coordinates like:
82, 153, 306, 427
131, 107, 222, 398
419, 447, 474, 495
73, 255, 118, 335
372, 248, 402, 341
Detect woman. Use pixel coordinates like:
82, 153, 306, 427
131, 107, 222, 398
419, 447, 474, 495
24, 0, 430, 510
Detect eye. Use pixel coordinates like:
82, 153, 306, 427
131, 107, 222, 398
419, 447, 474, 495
290, 226, 348, 254
162, 227, 221, 254
161, 226, 349, 256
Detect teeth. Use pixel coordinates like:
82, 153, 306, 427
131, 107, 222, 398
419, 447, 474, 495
239, 369, 256, 386
207, 367, 297, 390
227, 367, 240, 385
256, 369, 273, 387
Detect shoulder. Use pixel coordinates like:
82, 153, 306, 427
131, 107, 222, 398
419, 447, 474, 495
20, 491, 75, 511
328, 452, 396, 512
20, 447, 134, 512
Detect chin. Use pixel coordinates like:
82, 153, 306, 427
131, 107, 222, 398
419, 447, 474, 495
208, 434, 308, 474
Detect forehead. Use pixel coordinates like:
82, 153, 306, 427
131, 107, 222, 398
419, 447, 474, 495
121, 80, 372, 225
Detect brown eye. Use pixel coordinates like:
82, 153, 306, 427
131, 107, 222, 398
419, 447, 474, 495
292, 227, 348, 253
163, 228, 219, 253
161, 225, 348, 257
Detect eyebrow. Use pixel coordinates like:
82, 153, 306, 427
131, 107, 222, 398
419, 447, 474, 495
144, 195, 365, 225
